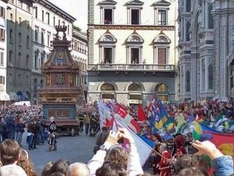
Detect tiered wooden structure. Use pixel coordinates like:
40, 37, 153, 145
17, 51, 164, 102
39, 25, 82, 135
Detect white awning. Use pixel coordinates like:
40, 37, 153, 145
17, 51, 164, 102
0, 92, 10, 101
8, 92, 18, 101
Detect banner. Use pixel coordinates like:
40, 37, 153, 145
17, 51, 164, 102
204, 131, 234, 158
112, 118, 153, 166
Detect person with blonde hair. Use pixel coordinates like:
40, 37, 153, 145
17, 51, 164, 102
66, 162, 90, 176
17, 149, 37, 176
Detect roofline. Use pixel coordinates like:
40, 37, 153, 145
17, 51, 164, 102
34, 0, 76, 23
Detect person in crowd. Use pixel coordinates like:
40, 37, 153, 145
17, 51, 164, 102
37, 116, 46, 145
27, 120, 35, 150
17, 149, 37, 176
1, 117, 8, 141
95, 161, 127, 176
158, 139, 175, 176
89, 114, 98, 137
175, 154, 199, 174
78, 114, 84, 133
178, 167, 205, 176
191, 140, 234, 176
151, 141, 162, 175
93, 126, 109, 154
48, 116, 57, 151
88, 128, 143, 176
173, 134, 186, 158
66, 162, 90, 176
0, 164, 27, 176
15, 117, 25, 147
48, 159, 69, 176
84, 113, 90, 135
41, 161, 54, 176
0, 139, 20, 165
5, 113, 16, 140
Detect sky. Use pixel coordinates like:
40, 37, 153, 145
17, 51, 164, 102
48, 0, 88, 32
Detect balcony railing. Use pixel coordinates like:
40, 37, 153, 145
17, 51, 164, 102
88, 63, 175, 71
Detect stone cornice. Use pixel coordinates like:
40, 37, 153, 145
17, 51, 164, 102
89, 25, 175, 31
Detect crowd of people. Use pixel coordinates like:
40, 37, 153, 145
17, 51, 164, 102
0, 99, 233, 176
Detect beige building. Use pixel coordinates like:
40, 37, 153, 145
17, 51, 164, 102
87, 0, 179, 105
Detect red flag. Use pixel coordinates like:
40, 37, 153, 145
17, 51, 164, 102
204, 132, 234, 159
138, 104, 147, 121
114, 103, 140, 133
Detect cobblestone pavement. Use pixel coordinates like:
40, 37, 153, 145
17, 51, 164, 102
21, 132, 96, 174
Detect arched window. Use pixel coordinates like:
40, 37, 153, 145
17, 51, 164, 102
208, 4, 214, 29
26, 35, 30, 49
18, 52, 21, 67
100, 82, 116, 99
208, 64, 213, 89
128, 83, 143, 91
186, 0, 191, 12
10, 29, 13, 43
186, 71, 190, 92
153, 34, 171, 67
126, 33, 144, 64
18, 32, 22, 45
40, 79, 44, 87
156, 83, 169, 101
9, 50, 13, 64
186, 21, 191, 41
99, 32, 117, 64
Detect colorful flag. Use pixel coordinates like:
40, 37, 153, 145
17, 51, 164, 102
149, 98, 168, 131
204, 131, 234, 159
137, 104, 147, 121
112, 118, 153, 166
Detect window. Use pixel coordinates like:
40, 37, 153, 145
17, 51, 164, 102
18, 52, 21, 67
47, 32, 51, 46
42, 10, 44, 21
34, 51, 38, 69
26, 55, 29, 68
208, 4, 214, 29
186, 0, 191, 12
58, 19, 60, 25
27, 20, 30, 29
10, 29, 13, 43
158, 48, 166, 65
104, 48, 112, 63
10, 13, 13, 21
99, 0, 116, 24
186, 71, 190, 92
208, 64, 213, 89
185, 21, 191, 41
9, 50, 13, 64
18, 32, 21, 46
158, 10, 166, 25
41, 52, 45, 67
35, 27, 38, 42
104, 9, 112, 24
0, 51, 4, 66
26, 35, 30, 49
62, 21, 65, 26
153, 34, 171, 67
99, 32, 117, 64
131, 9, 140, 24
0, 76, 5, 85
156, 83, 168, 101
27, 4, 30, 12
67, 25, 70, 34
131, 48, 139, 64
46, 12, 50, 25
0, 28, 5, 41
0, 7, 5, 18
34, 6, 38, 18
41, 30, 44, 45
126, 0, 143, 25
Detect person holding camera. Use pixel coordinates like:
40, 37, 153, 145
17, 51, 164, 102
87, 128, 143, 176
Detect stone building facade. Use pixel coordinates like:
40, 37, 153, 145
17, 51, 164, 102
87, 0, 179, 105
178, 0, 234, 102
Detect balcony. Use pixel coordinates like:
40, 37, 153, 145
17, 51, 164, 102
88, 63, 175, 72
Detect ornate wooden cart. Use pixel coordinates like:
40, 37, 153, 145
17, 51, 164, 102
38, 25, 82, 136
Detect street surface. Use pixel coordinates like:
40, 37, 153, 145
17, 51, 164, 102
21, 132, 96, 175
